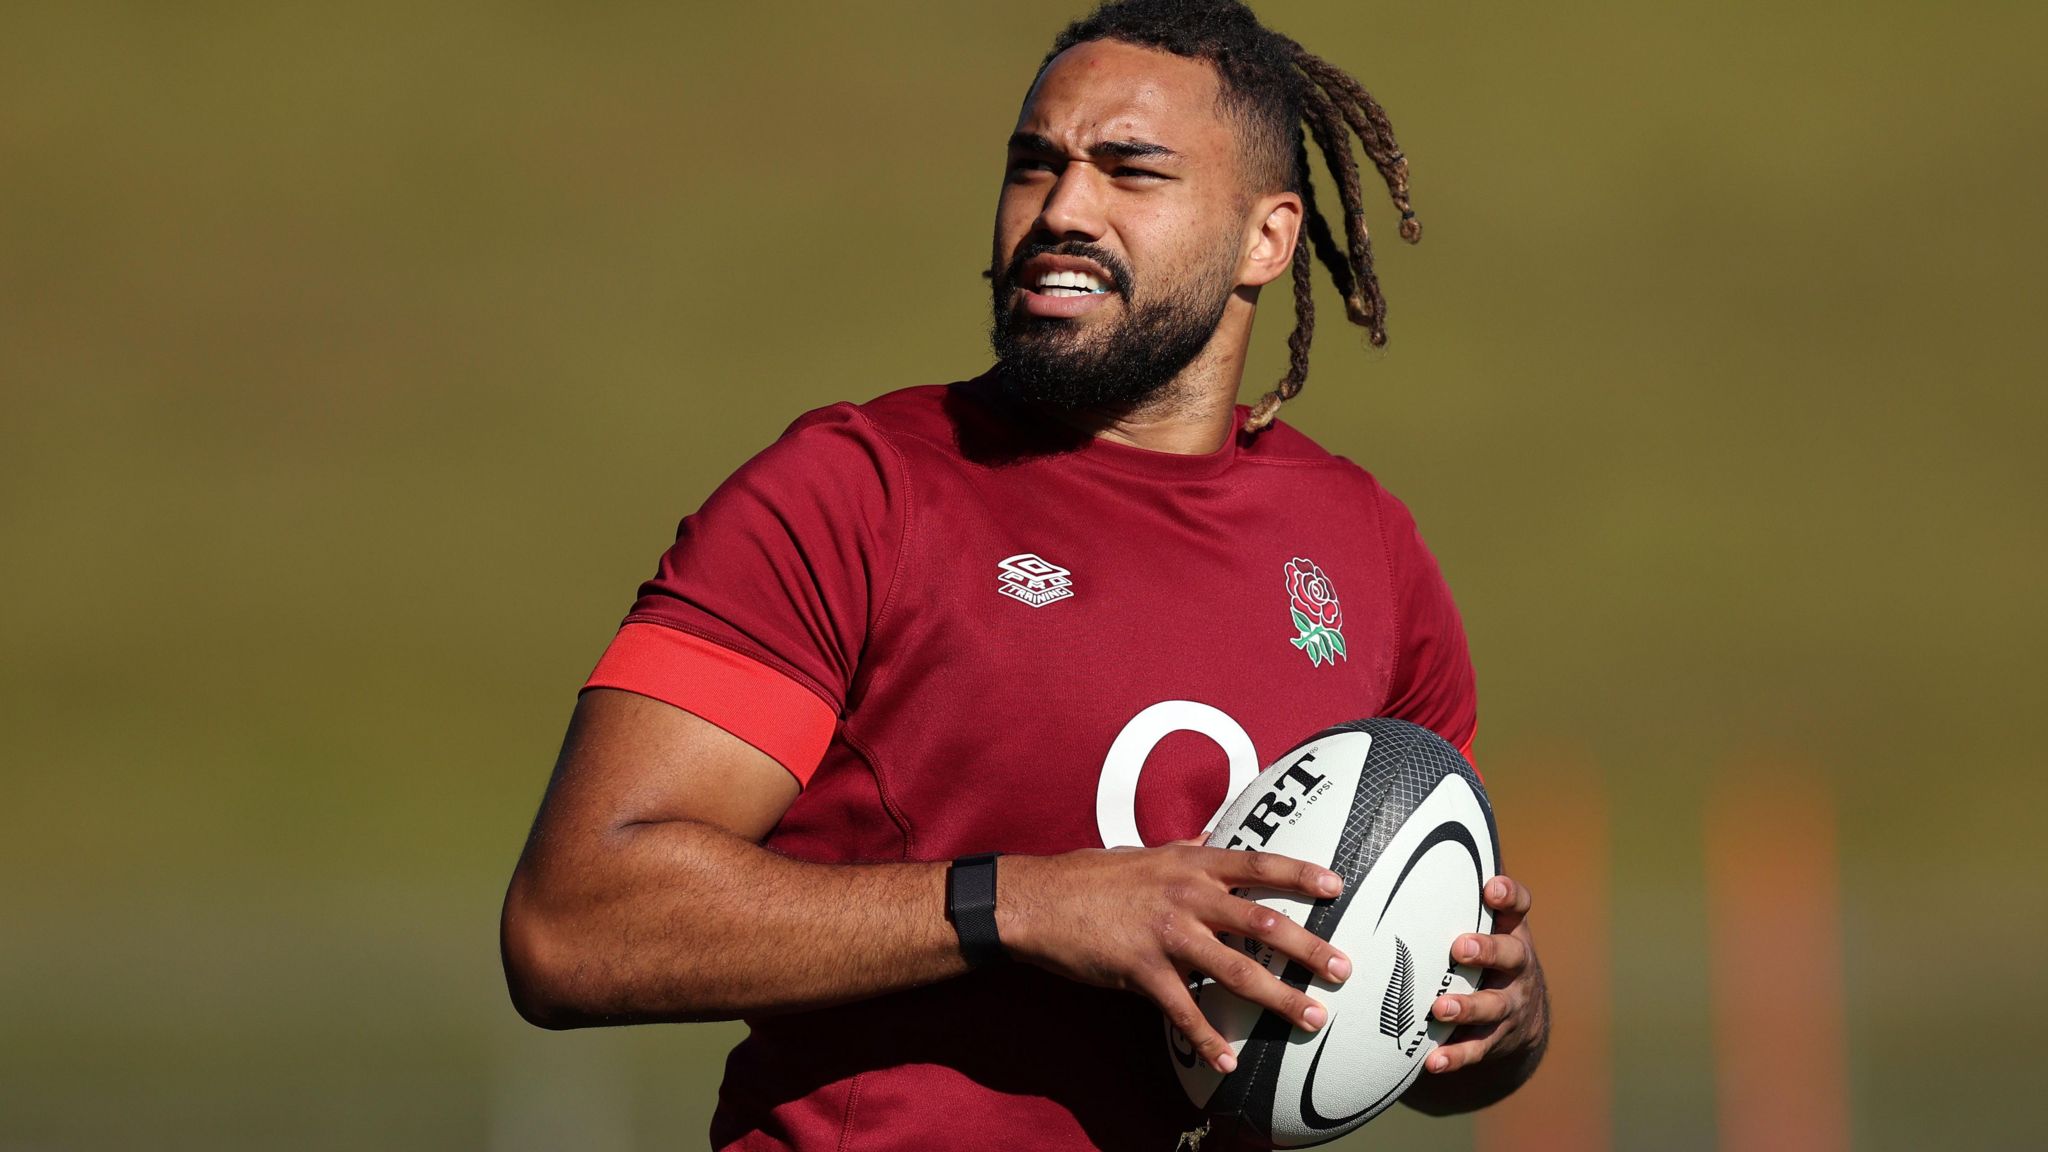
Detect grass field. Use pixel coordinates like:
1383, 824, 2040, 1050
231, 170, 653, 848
3, 2, 2044, 1148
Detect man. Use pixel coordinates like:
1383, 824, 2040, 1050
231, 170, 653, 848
501, 2, 1548, 1148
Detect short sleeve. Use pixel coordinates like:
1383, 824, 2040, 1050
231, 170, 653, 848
582, 404, 906, 786
1375, 487, 1479, 766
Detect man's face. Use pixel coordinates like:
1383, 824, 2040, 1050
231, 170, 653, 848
990, 40, 1254, 413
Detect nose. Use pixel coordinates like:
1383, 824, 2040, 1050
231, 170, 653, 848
1034, 164, 1107, 242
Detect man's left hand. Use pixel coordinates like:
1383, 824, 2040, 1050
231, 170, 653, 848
1423, 874, 1548, 1076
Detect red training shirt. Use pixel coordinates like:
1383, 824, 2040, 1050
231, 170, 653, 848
583, 375, 1477, 1151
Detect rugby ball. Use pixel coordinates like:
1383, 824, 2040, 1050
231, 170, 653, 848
1168, 718, 1498, 1147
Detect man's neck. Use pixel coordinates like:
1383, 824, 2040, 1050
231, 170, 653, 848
1085, 340, 1246, 455
1092, 395, 1235, 454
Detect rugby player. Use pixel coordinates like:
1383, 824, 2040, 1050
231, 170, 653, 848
503, 2, 1548, 1146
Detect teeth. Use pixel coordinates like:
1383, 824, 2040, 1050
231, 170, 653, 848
1035, 269, 1108, 293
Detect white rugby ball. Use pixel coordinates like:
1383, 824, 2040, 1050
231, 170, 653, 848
1168, 718, 1498, 1147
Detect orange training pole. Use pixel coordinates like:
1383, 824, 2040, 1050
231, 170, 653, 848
1704, 771, 1850, 1152
1474, 763, 1612, 1152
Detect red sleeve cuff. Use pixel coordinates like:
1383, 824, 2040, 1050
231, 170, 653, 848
582, 622, 837, 787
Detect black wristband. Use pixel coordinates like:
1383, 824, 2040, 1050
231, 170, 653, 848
945, 852, 1006, 969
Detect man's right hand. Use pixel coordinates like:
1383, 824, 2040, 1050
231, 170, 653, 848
997, 846, 1353, 1074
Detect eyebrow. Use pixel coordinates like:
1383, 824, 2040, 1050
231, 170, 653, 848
1006, 132, 1181, 162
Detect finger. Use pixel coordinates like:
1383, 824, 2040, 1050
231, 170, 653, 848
1211, 848, 1343, 900
1450, 930, 1528, 974
1432, 988, 1514, 1027
1482, 875, 1533, 934
1424, 1032, 1496, 1074
1183, 936, 1329, 1034
1147, 972, 1240, 1075
1212, 893, 1352, 984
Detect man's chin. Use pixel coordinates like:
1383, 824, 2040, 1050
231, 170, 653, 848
992, 346, 1163, 415
996, 332, 1107, 377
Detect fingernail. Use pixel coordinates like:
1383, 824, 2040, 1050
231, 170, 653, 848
1327, 953, 1352, 981
1303, 1003, 1327, 1031
1488, 879, 1507, 901
1216, 1052, 1238, 1074
1428, 1053, 1449, 1072
1436, 997, 1459, 1021
1456, 938, 1480, 962
1318, 872, 1342, 896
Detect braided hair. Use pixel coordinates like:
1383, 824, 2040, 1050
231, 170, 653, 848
1042, 0, 1421, 432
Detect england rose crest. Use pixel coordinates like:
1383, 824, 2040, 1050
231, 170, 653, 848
1284, 557, 1347, 667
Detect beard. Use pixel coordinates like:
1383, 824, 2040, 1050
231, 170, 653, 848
988, 239, 1237, 413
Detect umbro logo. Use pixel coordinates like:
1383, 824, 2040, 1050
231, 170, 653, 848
997, 553, 1074, 608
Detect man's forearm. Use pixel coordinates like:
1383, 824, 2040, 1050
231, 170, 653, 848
502, 817, 965, 1026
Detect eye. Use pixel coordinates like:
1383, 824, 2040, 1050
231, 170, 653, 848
1007, 158, 1056, 179
1113, 166, 1166, 182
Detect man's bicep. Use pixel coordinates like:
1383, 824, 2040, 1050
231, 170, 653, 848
540, 687, 801, 844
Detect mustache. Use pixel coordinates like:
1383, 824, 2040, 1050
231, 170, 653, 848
992, 241, 1133, 301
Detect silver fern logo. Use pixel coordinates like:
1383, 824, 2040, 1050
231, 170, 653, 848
1378, 936, 1415, 1046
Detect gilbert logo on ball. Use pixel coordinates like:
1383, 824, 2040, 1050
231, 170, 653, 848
1284, 558, 1346, 666
1168, 719, 1497, 1148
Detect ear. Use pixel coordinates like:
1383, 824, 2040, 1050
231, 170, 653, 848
1237, 191, 1303, 290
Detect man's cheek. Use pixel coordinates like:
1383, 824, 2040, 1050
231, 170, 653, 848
994, 203, 1037, 254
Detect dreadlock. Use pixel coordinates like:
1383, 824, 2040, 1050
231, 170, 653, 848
1042, 0, 1421, 432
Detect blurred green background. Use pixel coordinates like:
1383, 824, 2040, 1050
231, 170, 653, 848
3, 1, 2043, 1148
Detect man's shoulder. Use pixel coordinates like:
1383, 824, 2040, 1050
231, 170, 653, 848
734, 384, 957, 488
847, 382, 963, 446
765, 382, 961, 454
795, 376, 1089, 468
1241, 413, 1344, 465
1240, 413, 1388, 496
1236, 415, 1451, 559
